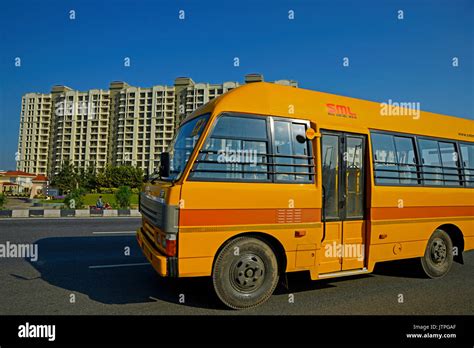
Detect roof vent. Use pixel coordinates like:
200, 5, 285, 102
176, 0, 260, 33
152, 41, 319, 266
245, 73, 264, 83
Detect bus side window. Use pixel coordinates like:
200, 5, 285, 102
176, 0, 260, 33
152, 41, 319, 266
394, 136, 418, 185
460, 143, 474, 187
419, 139, 444, 185
292, 123, 310, 181
439, 141, 461, 186
371, 133, 399, 184
274, 121, 294, 181
273, 120, 312, 182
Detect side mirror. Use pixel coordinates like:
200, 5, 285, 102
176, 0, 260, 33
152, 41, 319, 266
159, 152, 170, 178
296, 134, 307, 144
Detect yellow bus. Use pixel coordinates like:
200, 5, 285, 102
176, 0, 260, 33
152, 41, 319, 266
136, 82, 474, 309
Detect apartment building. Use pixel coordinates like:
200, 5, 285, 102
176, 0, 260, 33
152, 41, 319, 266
16, 74, 298, 176
173, 74, 298, 127
50, 86, 111, 173
114, 85, 175, 172
108, 81, 130, 167
16, 93, 52, 175
174, 77, 240, 128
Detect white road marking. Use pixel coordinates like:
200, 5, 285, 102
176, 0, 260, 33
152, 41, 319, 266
92, 231, 136, 235
89, 262, 149, 269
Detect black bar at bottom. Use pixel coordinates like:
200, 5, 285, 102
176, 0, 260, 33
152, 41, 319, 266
0, 315, 472, 345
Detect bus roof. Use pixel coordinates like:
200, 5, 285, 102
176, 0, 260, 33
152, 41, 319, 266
184, 82, 474, 142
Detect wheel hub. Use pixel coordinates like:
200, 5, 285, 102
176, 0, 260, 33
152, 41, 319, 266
430, 238, 447, 264
230, 254, 265, 293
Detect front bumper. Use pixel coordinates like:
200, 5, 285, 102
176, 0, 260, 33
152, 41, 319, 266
136, 227, 178, 277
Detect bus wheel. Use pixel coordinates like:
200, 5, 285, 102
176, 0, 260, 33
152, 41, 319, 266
212, 236, 279, 309
420, 229, 453, 279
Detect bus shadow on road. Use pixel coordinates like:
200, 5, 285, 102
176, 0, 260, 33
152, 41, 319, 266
275, 257, 430, 295
24, 235, 224, 310
372, 258, 425, 279
274, 271, 374, 296
23, 236, 430, 310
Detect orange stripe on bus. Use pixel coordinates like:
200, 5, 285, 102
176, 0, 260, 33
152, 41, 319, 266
371, 206, 474, 220
180, 208, 321, 227
179, 206, 473, 227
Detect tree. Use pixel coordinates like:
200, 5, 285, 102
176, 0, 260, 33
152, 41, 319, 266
54, 164, 144, 193
97, 165, 143, 189
63, 188, 86, 209
0, 193, 6, 209
115, 186, 132, 209
51, 160, 79, 194
96, 166, 111, 189
78, 163, 98, 191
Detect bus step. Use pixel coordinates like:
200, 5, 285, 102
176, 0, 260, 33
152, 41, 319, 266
318, 268, 369, 280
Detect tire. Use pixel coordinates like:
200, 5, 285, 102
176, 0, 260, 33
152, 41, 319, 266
420, 229, 453, 279
212, 236, 279, 310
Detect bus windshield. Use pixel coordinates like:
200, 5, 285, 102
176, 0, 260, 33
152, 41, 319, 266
165, 113, 210, 181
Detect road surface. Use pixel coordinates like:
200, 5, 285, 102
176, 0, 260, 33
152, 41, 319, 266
0, 218, 472, 315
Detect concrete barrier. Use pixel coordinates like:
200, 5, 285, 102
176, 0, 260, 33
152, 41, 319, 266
89, 207, 104, 216
5, 208, 140, 218
103, 209, 118, 217
60, 209, 76, 217
29, 210, 43, 217
12, 210, 29, 218
0, 210, 12, 218
75, 209, 90, 217
44, 210, 61, 218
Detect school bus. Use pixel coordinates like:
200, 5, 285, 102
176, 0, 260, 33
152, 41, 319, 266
136, 82, 474, 309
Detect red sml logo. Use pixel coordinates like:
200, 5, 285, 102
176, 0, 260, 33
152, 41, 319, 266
326, 103, 357, 119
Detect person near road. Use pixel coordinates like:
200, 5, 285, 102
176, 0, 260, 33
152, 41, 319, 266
96, 196, 104, 209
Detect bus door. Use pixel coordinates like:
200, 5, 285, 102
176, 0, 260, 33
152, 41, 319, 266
319, 131, 367, 273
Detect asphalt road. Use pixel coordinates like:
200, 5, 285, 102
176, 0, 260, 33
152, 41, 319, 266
0, 218, 472, 315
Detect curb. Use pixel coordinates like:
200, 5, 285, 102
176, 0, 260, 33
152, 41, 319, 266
0, 209, 141, 218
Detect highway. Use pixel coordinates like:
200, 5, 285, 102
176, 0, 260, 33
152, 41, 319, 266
0, 218, 472, 315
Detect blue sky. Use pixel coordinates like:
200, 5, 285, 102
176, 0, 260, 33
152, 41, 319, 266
0, 0, 472, 170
